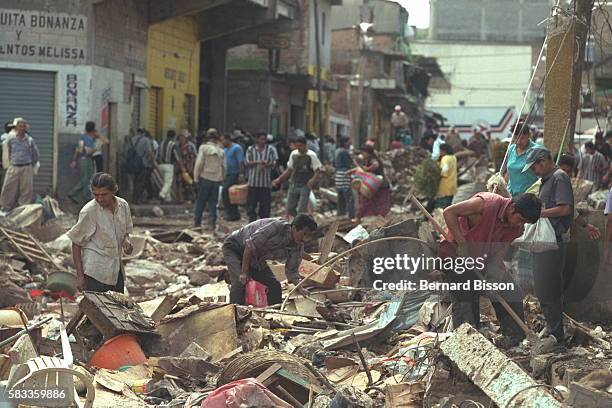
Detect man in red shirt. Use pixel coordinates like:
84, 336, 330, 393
439, 192, 542, 344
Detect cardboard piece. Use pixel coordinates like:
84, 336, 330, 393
385, 382, 425, 408
298, 260, 340, 289
157, 304, 238, 362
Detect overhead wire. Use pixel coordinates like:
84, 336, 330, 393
499, 4, 577, 173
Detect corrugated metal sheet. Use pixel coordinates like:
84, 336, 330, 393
0, 69, 55, 194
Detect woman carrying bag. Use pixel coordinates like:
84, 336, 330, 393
353, 144, 391, 223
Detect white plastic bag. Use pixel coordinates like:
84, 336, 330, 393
512, 217, 558, 253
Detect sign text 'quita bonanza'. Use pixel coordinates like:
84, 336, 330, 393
0, 12, 86, 31
0, 44, 85, 60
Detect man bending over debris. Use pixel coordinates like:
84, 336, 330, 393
68, 172, 133, 293
222, 214, 318, 305
438, 192, 542, 345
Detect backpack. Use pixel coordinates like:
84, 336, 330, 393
125, 135, 145, 174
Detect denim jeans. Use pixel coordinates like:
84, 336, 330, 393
337, 188, 355, 218
246, 187, 271, 222
286, 183, 310, 216
222, 173, 240, 220
194, 178, 220, 227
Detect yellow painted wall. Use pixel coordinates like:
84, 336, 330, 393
306, 65, 330, 135
147, 16, 200, 140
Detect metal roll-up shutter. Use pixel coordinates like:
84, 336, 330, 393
0, 69, 55, 194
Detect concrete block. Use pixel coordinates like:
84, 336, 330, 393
440, 323, 562, 408
568, 382, 612, 408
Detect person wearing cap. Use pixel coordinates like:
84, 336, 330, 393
391, 105, 409, 138
193, 129, 225, 229
68, 121, 97, 204
0, 118, 39, 211
522, 146, 574, 347
501, 123, 539, 198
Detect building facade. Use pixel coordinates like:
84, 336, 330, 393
0, 0, 148, 197
223, 0, 338, 138
146, 16, 200, 139
329, 0, 434, 148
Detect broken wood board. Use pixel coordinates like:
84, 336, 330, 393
298, 260, 340, 289
79, 292, 157, 339
318, 221, 339, 264
191, 282, 230, 303
0, 227, 59, 267
157, 304, 238, 362
385, 382, 425, 408
440, 323, 562, 408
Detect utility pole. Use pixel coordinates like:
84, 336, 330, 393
313, 0, 325, 160
543, 0, 594, 153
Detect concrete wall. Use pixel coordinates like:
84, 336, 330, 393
411, 41, 532, 108
429, 0, 550, 43
147, 16, 200, 139
0, 0, 148, 195
226, 71, 272, 133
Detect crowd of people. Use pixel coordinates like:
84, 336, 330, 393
1, 109, 608, 358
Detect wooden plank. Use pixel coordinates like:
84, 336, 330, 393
65, 311, 85, 335
256, 363, 283, 384
150, 295, 179, 323
318, 221, 339, 265
0, 228, 32, 262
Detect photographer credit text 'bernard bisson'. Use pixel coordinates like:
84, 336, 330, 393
371, 253, 516, 292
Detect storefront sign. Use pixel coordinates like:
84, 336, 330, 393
0, 9, 87, 63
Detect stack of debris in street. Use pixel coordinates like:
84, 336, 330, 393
0, 193, 608, 407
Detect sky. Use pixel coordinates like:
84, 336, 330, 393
397, 0, 431, 29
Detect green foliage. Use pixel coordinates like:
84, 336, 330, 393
412, 158, 441, 198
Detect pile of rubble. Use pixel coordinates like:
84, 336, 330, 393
0, 201, 608, 408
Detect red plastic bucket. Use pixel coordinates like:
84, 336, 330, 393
89, 334, 146, 370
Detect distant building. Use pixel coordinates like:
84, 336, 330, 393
221, 0, 339, 139
329, 0, 441, 148
411, 41, 533, 109
429, 0, 551, 43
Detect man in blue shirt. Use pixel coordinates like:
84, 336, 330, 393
221, 133, 244, 221
68, 121, 97, 204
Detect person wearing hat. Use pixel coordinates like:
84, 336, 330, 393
68, 121, 97, 204
391, 105, 409, 139
193, 128, 225, 229
522, 146, 574, 348
0, 118, 39, 211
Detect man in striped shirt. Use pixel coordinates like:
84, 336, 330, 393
334, 136, 354, 218
245, 131, 278, 222
157, 130, 180, 203
578, 141, 608, 190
